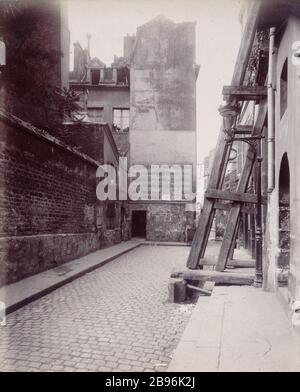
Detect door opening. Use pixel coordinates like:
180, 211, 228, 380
131, 210, 146, 238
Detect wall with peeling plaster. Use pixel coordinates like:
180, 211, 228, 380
130, 16, 197, 166
264, 16, 300, 302
128, 16, 197, 241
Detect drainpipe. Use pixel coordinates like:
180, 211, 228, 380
267, 27, 276, 193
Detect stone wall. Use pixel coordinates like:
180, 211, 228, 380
0, 111, 121, 286
0, 233, 101, 284
129, 202, 195, 242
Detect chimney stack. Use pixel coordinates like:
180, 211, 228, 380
86, 34, 91, 56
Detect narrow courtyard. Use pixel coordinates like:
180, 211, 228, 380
0, 246, 194, 372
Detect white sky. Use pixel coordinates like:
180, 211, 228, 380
67, 0, 242, 164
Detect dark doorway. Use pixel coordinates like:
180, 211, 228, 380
278, 153, 290, 284
131, 211, 146, 238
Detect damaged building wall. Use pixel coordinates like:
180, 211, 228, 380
129, 16, 198, 241
130, 16, 197, 133
264, 16, 300, 301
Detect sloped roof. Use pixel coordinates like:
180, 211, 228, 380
138, 14, 175, 29
87, 57, 106, 69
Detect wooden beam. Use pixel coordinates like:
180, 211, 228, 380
214, 201, 256, 215
223, 85, 267, 101
205, 189, 257, 204
200, 257, 255, 268
236, 125, 253, 134
186, 1, 261, 269
216, 99, 268, 272
171, 269, 254, 285
230, 2, 261, 86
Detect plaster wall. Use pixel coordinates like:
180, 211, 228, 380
264, 16, 300, 301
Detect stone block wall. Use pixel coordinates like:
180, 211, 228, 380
129, 202, 195, 242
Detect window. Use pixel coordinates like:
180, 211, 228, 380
280, 59, 288, 118
87, 107, 103, 123
117, 67, 130, 85
113, 108, 129, 132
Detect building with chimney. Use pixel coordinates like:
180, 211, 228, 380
69, 35, 134, 156
69, 15, 199, 242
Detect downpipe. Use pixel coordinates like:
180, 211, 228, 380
267, 27, 276, 193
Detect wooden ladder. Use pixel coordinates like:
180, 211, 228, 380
187, 1, 267, 273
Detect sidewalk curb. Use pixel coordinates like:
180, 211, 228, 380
3, 243, 142, 315
3, 241, 190, 315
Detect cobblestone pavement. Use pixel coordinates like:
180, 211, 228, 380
0, 245, 194, 372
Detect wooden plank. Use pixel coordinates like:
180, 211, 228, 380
186, 1, 261, 269
216, 99, 268, 272
186, 284, 212, 296
200, 257, 255, 268
205, 189, 257, 204
171, 269, 254, 285
229, 218, 239, 260
223, 85, 267, 100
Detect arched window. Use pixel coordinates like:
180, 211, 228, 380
278, 153, 290, 285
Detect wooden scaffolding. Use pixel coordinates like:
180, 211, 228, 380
184, 2, 268, 285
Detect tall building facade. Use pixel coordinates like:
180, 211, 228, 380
128, 16, 199, 242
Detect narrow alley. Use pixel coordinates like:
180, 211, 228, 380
1, 0, 300, 376
0, 246, 194, 372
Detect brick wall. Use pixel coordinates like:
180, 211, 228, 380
0, 111, 121, 286
56, 123, 105, 162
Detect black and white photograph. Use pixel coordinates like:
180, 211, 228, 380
0, 0, 300, 375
